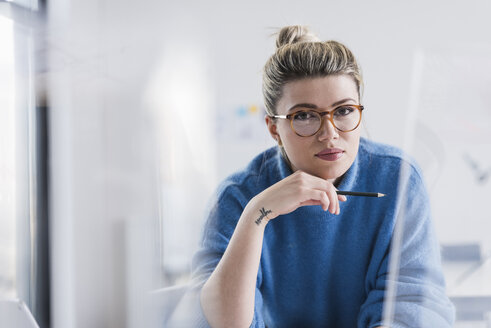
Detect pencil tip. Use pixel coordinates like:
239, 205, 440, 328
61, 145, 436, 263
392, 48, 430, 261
378, 193, 386, 197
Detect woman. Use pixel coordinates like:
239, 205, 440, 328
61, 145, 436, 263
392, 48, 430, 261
190, 26, 455, 327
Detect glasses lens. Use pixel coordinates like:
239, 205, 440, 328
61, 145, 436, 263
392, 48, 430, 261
291, 111, 321, 136
332, 106, 361, 131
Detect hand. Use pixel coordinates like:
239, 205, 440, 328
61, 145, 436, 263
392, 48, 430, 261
248, 170, 347, 225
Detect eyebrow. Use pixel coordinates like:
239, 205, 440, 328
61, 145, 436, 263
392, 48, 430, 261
287, 98, 358, 112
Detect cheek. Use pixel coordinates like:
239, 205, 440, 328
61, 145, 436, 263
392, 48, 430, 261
277, 120, 293, 136
282, 134, 304, 154
279, 130, 310, 161
277, 123, 298, 145
344, 132, 361, 156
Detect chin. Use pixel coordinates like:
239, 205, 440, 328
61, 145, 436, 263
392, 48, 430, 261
309, 169, 338, 181
315, 163, 350, 182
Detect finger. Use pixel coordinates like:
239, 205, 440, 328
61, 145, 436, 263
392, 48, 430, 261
293, 171, 334, 193
332, 191, 341, 214
293, 172, 340, 213
305, 177, 343, 213
299, 200, 323, 207
325, 187, 339, 214
305, 189, 330, 211
320, 190, 331, 211
336, 194, 347, 214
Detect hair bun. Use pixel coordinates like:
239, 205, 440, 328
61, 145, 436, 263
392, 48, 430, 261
275, 25, 320, 49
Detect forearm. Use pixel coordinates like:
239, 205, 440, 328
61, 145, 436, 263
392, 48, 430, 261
200, 198, 269, 328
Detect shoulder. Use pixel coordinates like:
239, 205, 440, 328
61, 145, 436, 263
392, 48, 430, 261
359, 137, 404, 161
359, 138, 424, 178
215, 146, 282, 203
202, 147, 281, 236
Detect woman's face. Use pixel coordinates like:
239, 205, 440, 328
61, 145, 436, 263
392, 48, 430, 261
266, 75, 362, 184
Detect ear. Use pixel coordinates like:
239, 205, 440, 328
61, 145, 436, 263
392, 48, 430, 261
265, 115, 281, 143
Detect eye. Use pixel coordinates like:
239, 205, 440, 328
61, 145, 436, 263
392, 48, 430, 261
333, 106, 355, 117
293, 111, 317, 121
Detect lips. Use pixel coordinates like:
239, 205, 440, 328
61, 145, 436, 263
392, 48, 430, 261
315, 148, 344, 161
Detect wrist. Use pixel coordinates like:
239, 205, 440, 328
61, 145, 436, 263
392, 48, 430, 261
244, 197, 276, 227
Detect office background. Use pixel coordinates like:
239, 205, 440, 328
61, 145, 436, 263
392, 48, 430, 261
1, 0, 491, 327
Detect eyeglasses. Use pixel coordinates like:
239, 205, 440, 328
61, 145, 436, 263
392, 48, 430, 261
271, 104, 364, 137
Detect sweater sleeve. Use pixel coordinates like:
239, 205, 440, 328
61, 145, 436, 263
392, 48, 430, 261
183, 183, 266, 327
358, 163, 455, 328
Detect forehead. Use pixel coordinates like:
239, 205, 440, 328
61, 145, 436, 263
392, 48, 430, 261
278, 75, 359, 113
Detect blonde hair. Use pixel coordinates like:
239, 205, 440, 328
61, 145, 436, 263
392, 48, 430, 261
262, 25, 363, 116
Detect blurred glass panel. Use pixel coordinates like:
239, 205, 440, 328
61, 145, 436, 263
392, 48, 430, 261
0, 15, 17, 299
6, 0, 39, 11
417, 48, 491, 326
145, 46, 217, 284
384, 48, 491, 327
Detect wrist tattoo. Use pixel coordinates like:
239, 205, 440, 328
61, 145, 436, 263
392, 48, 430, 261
255, 207, 272, 226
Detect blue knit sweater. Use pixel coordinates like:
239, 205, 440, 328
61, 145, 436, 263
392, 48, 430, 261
190, 138, 455, 327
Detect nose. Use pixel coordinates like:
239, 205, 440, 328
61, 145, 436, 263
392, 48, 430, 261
317, 116, 339, 141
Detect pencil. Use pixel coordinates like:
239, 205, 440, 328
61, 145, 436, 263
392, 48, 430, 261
336, 191, 385, 197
